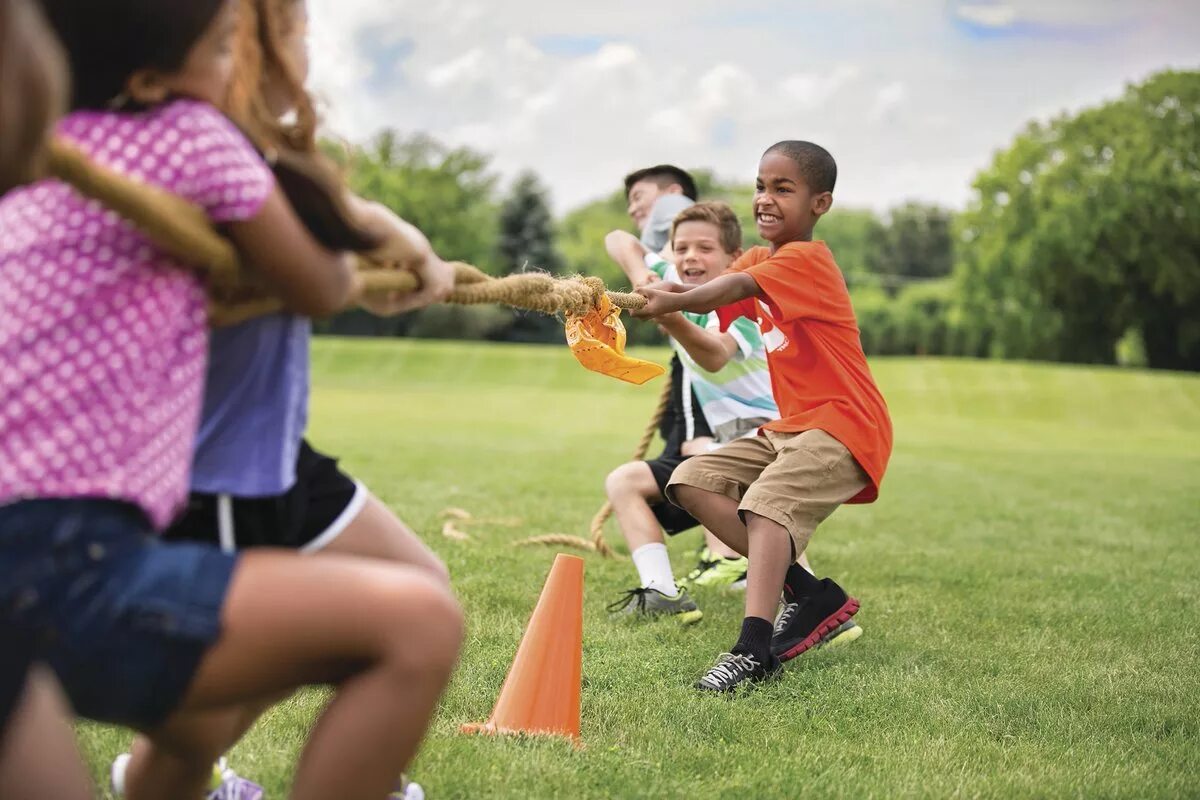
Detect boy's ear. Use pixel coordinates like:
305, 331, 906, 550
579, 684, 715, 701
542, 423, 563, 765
730, 247, 744, 261
125, 69, 171, 107
664, 183, 684, 196
812, 191, 834, 217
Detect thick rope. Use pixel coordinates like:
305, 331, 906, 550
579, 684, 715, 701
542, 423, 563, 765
46, 138, 671, 559
46, 139, 241, 288
45, 138, 647, 325
514, 376, 673, 558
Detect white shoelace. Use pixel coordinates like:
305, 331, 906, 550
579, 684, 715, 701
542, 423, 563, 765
704, 652, 760, 687
774, 602, 798, 635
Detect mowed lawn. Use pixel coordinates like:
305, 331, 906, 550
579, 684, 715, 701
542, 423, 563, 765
79, 338, 1200, 799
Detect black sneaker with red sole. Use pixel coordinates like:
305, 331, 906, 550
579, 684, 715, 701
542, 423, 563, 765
771, 577, 860, 662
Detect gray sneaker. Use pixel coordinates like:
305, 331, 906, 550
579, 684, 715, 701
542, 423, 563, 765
606, 586, 703, 624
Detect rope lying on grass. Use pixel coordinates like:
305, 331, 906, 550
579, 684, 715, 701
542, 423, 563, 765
514, 377, 673, 558
45, 138, 648, 325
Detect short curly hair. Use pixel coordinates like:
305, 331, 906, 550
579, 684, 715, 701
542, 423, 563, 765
764, 140, 837, 194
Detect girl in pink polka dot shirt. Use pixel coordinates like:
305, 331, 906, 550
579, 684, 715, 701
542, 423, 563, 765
0, 1, 462, 798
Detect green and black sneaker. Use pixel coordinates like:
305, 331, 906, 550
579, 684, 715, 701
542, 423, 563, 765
679, 548, 749, 591
607, 586, 702, 624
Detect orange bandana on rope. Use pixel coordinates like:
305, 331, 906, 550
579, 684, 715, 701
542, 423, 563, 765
565, 294, 665, 385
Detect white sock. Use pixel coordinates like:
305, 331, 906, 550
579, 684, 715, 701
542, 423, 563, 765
632, 542, 678, 596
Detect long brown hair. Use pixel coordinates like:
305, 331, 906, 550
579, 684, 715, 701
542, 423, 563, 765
226, 0, 316, 153
0, 0, 67, 192
226, 0, 380, 252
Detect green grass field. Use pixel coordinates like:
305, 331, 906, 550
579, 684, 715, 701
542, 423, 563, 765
78, 338, 1200, 798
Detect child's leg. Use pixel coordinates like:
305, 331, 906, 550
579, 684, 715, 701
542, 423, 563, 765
743, 512, 793, 622
605, 461, 680, 596
320, 492, 450, 585
736, 431, 868, 663
669, 485, 749, 555
0, 667, 92, 800
702, 529, 743, 559
605, 461, 667, 552
678, 438, 745, 561
126, 551, 462, 800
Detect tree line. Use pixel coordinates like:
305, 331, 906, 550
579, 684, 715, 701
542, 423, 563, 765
319, 69, 1199, 371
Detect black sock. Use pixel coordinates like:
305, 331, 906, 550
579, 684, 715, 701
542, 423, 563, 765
731, 616, 774, 663
783, 563, 822, 602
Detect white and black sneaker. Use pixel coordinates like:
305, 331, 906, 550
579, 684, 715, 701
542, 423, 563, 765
695, 651, 781, 692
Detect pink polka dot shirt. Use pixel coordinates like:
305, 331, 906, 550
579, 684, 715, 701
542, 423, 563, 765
0, 100, 274, 530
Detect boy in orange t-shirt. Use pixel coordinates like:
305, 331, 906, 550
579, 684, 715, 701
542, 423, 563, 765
634, 140, 893, 692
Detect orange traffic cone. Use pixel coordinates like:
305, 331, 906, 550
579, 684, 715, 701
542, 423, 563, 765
462, 553, 584, 741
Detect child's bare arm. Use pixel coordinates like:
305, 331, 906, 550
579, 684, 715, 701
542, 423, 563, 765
633, 272, 761, 319
604, 230, 657, 288
227, 187, 357, 317
348, 198, 454, 315
658, 314, 740, 373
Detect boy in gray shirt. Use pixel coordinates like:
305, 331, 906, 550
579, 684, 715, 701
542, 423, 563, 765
623, 164, 698, 252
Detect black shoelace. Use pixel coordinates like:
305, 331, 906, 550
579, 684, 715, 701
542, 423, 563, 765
686, 556, 720, 580
606, 587, 651, 613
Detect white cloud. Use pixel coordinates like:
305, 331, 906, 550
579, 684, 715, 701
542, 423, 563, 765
782, 65, 861, 109
305, 0, 1200, 214
870, 81, 909, 122
955, 2, 1017, 29
425, 49, 487, 89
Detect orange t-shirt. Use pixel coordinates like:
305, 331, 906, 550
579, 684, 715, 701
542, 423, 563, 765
717, 241, 892, 503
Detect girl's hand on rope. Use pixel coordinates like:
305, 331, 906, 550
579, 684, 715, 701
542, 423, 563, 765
353, 200, 454, 315
632, 282, 688, 319
359, 253, 455, 316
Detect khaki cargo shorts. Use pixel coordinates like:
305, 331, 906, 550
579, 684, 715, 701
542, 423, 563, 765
665, 429, 868, 555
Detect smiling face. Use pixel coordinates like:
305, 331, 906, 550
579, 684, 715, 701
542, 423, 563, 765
753, 152, 832, 249
626, 179, 671, 231
672, 220, 741, 285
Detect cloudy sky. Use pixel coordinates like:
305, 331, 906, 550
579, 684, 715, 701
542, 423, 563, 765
307, 0, 1200, 213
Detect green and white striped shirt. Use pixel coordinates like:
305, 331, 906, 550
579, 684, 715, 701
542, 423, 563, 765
646, 254, 779, 443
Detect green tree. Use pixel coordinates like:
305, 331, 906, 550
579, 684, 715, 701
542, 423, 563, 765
494, 172, 564, 342
876, 202, 955, 285
558, 188, 633, 290
956, 69, 1200, 369
317, 131, 501, 338
819, 208, 886, 287
331, 131, 500, 274
497, 172, 563, 276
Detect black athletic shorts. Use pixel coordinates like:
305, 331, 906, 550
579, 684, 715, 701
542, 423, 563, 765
644, 356, 712, 535
164, 440, 364, 551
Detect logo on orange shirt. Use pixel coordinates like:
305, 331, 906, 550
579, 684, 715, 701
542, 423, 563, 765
757, 300, 790, 353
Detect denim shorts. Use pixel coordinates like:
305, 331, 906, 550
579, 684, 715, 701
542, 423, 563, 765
0, 498, 238, 729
